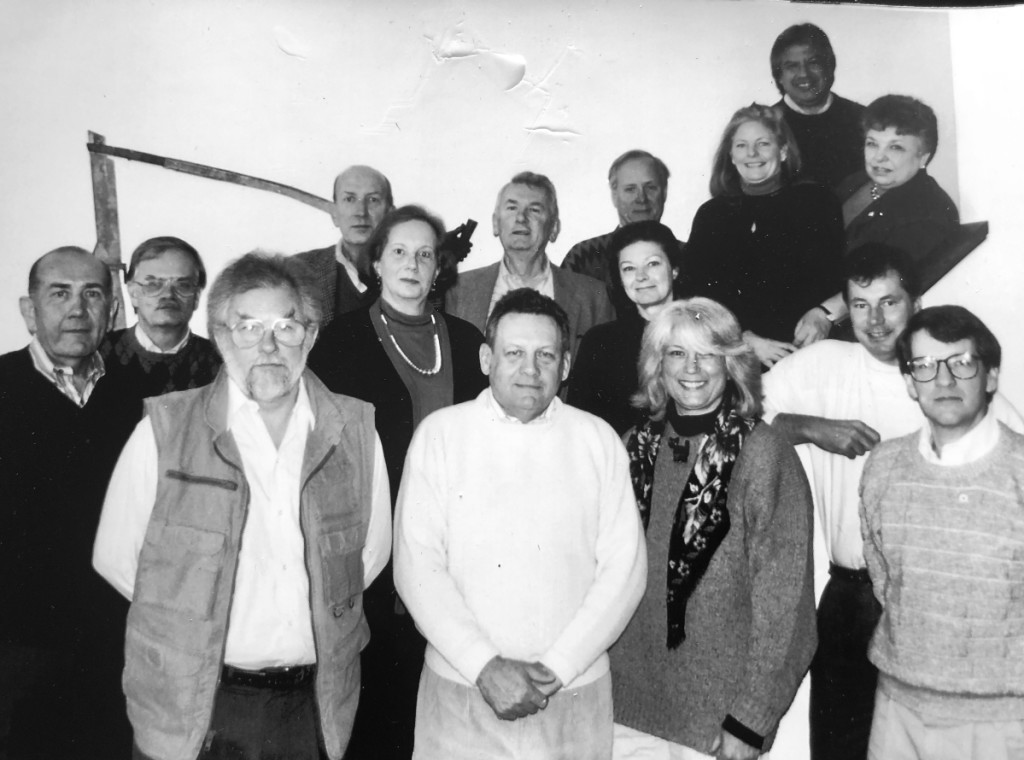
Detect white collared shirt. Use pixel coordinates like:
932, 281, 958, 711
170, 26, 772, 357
336, 240, 368, 294
93, 377, 392, 669
918, 407, 1001, 467
487, 254, 556, 320
784, 92, 834, 116
28, 337, 105, 407
134, 324, 191, 354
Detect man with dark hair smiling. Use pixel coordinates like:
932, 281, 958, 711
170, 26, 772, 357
395, 288, 645, 759
763, 245, 1023, 760
770, 23, 864, 190
860, 305, 1024, 759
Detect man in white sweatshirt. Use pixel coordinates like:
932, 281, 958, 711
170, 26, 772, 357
394, 287, 647, 760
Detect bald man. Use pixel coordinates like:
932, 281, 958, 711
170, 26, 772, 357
1, 247, 138, 757
294, 165, 395, 325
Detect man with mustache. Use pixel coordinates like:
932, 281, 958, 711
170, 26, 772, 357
93, 253, 391, 760
102, 236, 221, 418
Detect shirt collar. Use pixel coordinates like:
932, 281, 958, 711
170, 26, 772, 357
784, 92, 834, 116
335, 239, 368, 294
917, 406, 1000, 466
27, 336, 105, 406
135, 323, 191, 354
498, 254, 553, 293
485, 386, 560, 425
225, 374, 315, 433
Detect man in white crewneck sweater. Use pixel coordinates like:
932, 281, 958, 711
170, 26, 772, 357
394, 288, 646, 760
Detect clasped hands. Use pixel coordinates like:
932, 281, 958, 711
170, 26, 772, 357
476, 655, 562, 721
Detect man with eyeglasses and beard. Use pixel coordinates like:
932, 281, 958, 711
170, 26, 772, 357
93, 253, 391, 760
859, 305, 1024, 760
102, 236, 221, 418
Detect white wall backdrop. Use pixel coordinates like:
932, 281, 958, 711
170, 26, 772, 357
3, 2, 1024, 757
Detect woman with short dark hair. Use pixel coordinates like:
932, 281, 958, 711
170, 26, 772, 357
567, 220, 680, 434
838, 94, 959, 265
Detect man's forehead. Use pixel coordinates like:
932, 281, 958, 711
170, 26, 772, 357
910, 330, 972, 355
36, 252, 107, 286
848, 271, 910, 300
134, 250, 198, 276
226, 286, 301, 316
495, 312, 561, 343
335, 168, 387, 197
782, 43, 825, 61
616, 158, 659, 183
501, 183, 549, 205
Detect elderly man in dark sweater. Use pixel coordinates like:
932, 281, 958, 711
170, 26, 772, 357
1, 247, 138, 758
770, 23, 865, 191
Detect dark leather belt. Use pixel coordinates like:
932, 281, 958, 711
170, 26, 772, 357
828, 562, 871, 584
221, 664, 315, 689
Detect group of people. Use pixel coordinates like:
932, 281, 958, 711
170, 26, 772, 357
0, 20, 1015, 760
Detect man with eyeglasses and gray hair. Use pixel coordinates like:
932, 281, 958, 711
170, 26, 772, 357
102, 236, 221, 418
858, 304, 1024, 759
93, 252, 391, 760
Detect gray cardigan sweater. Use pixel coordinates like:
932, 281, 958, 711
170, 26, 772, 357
610, 421, 816, 753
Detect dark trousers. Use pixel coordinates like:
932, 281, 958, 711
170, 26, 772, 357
809, 564, 883, 760
133, 669, 327, 760
1, 641, 131, 760
344, 567, 424, 760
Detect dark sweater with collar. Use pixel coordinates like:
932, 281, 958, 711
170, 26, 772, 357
777, 94, 866, 191
101, 327, 221, 420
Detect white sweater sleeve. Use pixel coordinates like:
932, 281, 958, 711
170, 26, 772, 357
539, 435, 647, 686
393, 419, 501, 684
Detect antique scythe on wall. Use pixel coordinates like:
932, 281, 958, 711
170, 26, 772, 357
87, 130, 977, 329
86, 131, 478, 327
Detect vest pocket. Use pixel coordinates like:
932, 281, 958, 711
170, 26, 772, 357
135, 525, 226, 619
318, 527, 364, 616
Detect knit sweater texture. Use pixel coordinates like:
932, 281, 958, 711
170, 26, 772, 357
394, 391, 647, 690
610, 421, 817, 753
861, 427, 1024, 717
101, 327, 221, 419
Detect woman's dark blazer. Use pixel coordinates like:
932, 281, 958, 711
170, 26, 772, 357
837, 169, 959, 266
308, 305, 488, 502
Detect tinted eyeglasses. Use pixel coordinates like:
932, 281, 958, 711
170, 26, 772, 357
227, 318, 308, 348
133, 277, 199, 297
905, 352, 980, 383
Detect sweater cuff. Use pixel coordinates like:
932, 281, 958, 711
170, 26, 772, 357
722, 715, 765, 751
